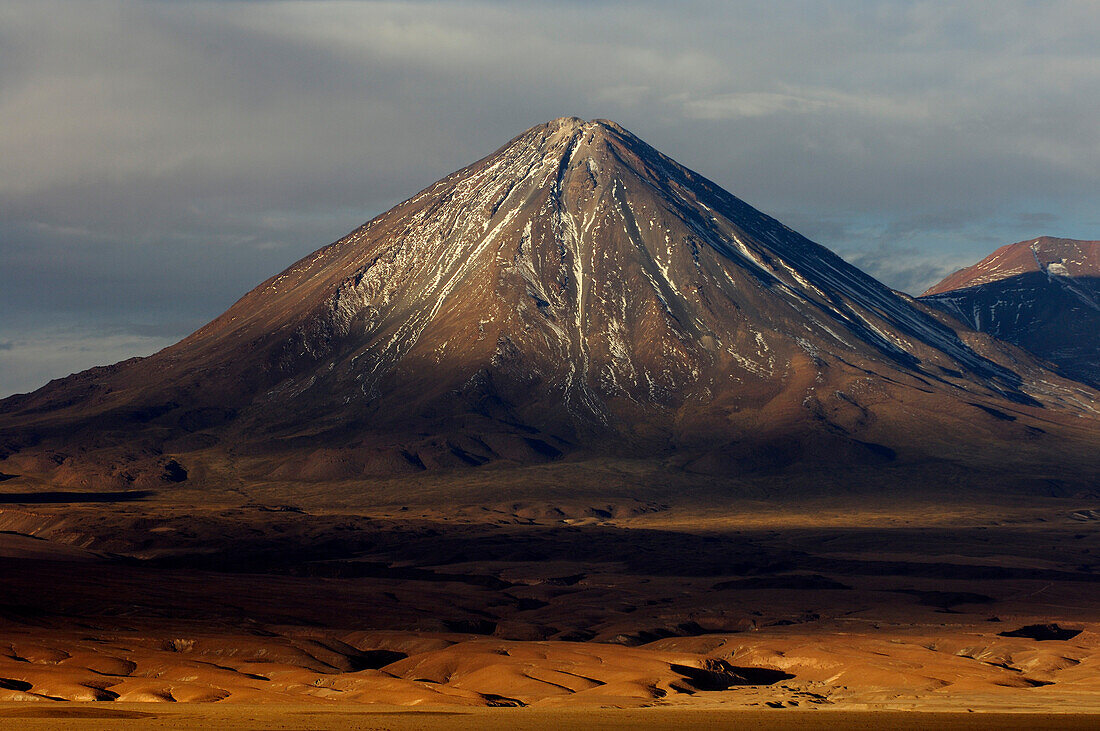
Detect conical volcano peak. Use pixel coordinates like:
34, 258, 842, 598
494, 118, 755, 235
5, 116, 1096, 491
542, 115, 588, 132
173, 114, 1036, 429
529, 116, 625, 138
498, 117, 655, 182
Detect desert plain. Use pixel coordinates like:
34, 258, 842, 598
3, 460, 1100, 728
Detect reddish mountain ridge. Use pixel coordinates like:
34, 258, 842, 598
923, 237, 1100, 296
1, 119, 1098, 493
921, 237, 1100, 387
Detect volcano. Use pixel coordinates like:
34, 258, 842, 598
921, 237, 1100, 387
2, 118, 1098, 492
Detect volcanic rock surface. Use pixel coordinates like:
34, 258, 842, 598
1, 118, 1098, 492
921, 237, 1100, 387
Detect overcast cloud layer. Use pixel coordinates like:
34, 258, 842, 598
2, 0, 1099, 396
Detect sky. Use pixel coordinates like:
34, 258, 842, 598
1, 0, 1098, 397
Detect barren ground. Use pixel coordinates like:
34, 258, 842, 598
2, 462, 1100, 725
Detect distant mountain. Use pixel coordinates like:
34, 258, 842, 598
921, 237, 1100, 387
2, 120, 1098, 493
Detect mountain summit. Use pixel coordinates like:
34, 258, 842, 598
922, 237, 1100, 386
2, 119, 1098, 491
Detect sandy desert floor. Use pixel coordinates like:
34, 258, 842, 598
2, 463, 1100, 726
4, 705, 1100, 730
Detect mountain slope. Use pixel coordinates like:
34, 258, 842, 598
921, 237, 1100, 387
2, 119, 1098, 493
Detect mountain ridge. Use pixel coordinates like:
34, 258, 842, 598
922, 236, 1100, 296
921, 236, 1100, 387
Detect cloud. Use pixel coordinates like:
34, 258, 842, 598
0, 329, 177, 397
778, 205, 1059, 295
680, 91, 834, 120
1014, 211, 1059, 229
841, 246, 977, 297
677, 88, 935, 122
